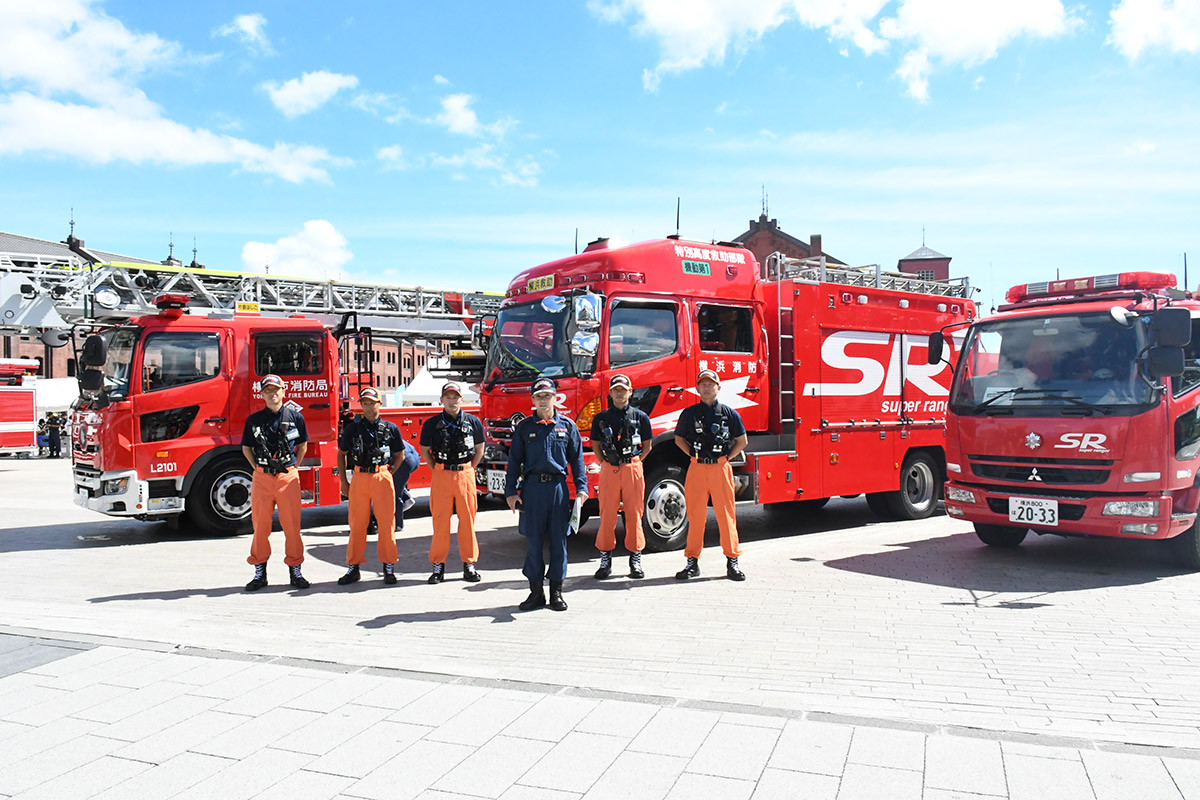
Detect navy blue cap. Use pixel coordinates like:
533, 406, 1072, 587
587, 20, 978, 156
531, 377, 557, 396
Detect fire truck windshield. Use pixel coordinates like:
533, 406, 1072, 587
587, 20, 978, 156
101, 327, 139, 400
485, 300, 575, 382
950, 312, 1154, 416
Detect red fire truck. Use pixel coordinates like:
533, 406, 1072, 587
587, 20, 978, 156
932, 271, 1200, 565
0, 358, 39, 458
70, 295, 471, 534
472, 237, 976, 550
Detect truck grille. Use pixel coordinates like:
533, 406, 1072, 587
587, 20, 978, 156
485, 415, 525, 443
972, 463, 1109, 484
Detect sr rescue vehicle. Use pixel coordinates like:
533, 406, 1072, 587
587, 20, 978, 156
0, 358, 38, 458
70, 294, 468, 534
472, 237, 976, 551
932, 271, 1200, 566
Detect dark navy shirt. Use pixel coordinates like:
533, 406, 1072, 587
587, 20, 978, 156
505, 412, 587, 497
241, 407, 308, 467
419, 410, 485, 464
674, 401, 746, 454
590, 404, 652, 460
338, 414, 404, 468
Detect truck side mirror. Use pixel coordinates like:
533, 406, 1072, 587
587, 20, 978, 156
79, 367, 104, 393
1147, 346, 1185, 379
573, 293, 602, 332
1154, 307, 1191, 348
81, 334, 107, 367
927, 332, 944, 365
41, 329, 71, 348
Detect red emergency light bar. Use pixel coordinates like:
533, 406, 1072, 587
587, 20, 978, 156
1006, 272, 1176, 304
153, 293, 191, 309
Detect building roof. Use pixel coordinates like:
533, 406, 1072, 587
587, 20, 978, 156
0, 230, 161, 266
899, 245, 949, 261
731, 214, 845, 265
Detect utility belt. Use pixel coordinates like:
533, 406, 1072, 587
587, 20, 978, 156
527, 472, 564, 483
436, 462, 472, 472
604, 454, 638, 466
695, 456, 724, 465
354, 465, 390, 474
257, 464, 293, 476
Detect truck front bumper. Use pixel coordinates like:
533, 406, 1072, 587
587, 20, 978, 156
944, 481, 1195, 540
73, 467, 183, 518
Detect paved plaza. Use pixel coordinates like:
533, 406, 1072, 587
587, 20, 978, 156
4, 457, 1200, 798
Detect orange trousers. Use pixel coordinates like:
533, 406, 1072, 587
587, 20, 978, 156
247, 467, 304, 567
684, 458, 741, 559
346, 467, 397, 565
430, 464, 479, 564
596, 457, 645, 553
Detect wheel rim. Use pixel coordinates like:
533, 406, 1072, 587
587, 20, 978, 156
903, 459, 936, 513
645, 478, 687, 538
210, 470, 252, 521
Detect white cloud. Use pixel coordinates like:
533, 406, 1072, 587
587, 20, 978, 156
433, 74, 450, 84
434, 93, 515, 137
214, 13, 274, 56
377, 144, 406, 170
429, 144, 540, 187
241, 220, 353, 280
1109, 0, 1200, 60
262, 70, 359, 117
0, 2, 346, 182
590, 0, 1080, 99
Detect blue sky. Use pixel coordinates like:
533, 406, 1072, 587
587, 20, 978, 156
1, 0, 1198, 312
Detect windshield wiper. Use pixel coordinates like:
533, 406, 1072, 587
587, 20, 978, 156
972, 387, 1065, 412
1054, 394, 1114, 416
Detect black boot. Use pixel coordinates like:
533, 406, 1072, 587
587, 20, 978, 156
245, 563, 268, 591
594, 550, 612, 580
519, 579, 546, 611
675, 556, 699, 580
383, 562, 397, 584
548, 580, 568, 611
337, 564, 361, 585
463, 563, 481, 582
428, 563, 445, 584
629, 552, 645, 579
726, 557, 746, 582
288, 565, 310, 589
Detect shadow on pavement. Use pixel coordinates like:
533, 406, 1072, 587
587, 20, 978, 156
823, 526, 1191, 607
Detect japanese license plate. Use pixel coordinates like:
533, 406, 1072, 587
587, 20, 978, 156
487, 469, 506, 494
1009, 497, 1058, 527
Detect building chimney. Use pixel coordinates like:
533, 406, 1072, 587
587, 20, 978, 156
810, 234, 822, 259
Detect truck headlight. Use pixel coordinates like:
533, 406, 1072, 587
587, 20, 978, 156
102, 477, 129, 496
946, 486, 976, 504
1102, 500, 1160, 517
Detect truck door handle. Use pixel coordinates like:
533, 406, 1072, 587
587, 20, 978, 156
204, 417, 226, 424
745, 387, 760, 393
310, 403, 331, 409
667, 387, 685, 394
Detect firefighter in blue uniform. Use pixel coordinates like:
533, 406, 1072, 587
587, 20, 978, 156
505, 376, 587, 612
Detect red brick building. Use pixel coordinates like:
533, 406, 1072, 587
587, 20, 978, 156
897, 245, 951, 281
732, 214, 845, 268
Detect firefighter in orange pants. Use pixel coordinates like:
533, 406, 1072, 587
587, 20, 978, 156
673, 369, 749, 582
420, 381, 485, 584
590, 374, 652, 579
242, 374, 310, 591
337, 387, 405, 586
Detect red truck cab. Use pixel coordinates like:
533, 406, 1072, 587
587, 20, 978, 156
937, 272, 1200, 565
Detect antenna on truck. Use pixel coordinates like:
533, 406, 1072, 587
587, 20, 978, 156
675, 197, 680, 237
575, 227, 579, 255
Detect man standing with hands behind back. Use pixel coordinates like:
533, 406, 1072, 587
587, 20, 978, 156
420, 381, 485, 584
337, 387, 405, 586
673, 369, 749, 582
242, 374, 310, 591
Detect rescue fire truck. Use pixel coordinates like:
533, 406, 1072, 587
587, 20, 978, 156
472, 237, 975, 551
0, 358, 38, 458
70, 294, 474, 534
932, 271, 1200, 566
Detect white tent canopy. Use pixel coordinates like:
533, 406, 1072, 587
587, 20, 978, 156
33, 377, 79, 414
398, 367, 479, 406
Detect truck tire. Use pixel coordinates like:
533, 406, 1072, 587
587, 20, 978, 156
865, 492, 895, 518
1173, 521, 1200, 570
886, 452, 939, 520
643, 462, 689, 552
974, 523, 1027, 548
185, 457, 253, 536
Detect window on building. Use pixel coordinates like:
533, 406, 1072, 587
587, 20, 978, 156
917, 269, 936, 281
418, 354, 425, 367
608, 302, 678, 367
254, 332, 324, 375
404, 357, 412, 371
143, 332, 221, 392
697, 305, 753, 353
